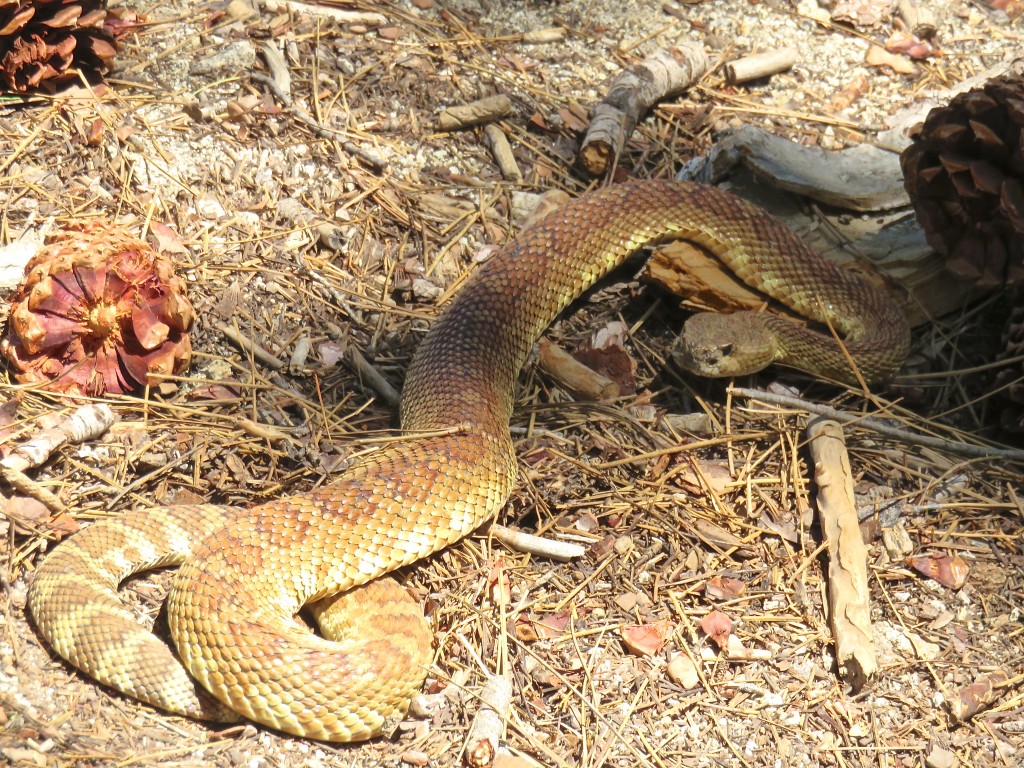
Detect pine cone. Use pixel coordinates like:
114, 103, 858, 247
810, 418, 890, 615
1, 222, 194, 397
995, 296, 1024, 432
0, 0, 117, 92
900, 71, 1024, 287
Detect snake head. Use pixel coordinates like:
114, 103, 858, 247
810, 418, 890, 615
672, 311, 781, 378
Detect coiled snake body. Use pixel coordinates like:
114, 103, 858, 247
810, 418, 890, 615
28, 180, 909, 740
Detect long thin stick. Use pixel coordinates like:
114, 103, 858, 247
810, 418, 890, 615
730, 386, 1024, 462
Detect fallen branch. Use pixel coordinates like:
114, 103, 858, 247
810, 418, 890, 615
216, 321, 286, 371
536, 339, 619, 401
579, 43, 709, 176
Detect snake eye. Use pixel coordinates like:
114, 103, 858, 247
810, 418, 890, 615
721, 344, 734, 357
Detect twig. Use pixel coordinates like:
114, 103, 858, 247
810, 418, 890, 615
806, 418, 877, 692
729, 386, 1024, 462
482, 124, 522, 182
724, 48, 798, 84
463, 675, 513, 768
436, 95, 513, 132
252, 48, 384, 171
490, 524, 586, 562
346, 347, 401, 408
0, 403, 117, 512
261, 0, 386, 26
215, 321, 287, 371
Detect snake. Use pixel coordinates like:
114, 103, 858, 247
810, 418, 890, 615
27, 179, 910, 741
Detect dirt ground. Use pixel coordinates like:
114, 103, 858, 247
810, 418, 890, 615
1, 1, 1023, 767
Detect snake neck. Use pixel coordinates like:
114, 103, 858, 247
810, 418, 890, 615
400, 182, 688, 433
401, 179, 909, 412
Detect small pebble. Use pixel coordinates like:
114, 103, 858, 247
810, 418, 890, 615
667, 653, 700, 689
924, 744, 957, 768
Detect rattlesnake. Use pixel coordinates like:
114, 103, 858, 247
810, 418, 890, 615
29, 180, 910, 740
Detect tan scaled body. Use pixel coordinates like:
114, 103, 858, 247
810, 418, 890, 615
29, 180, 909, 740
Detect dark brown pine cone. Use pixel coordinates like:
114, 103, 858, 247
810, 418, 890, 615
0, 0, 118, 92
900, 70, 1024, 288
995, 296, 1024, 432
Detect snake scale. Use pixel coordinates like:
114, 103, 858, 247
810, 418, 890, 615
28, 180, 910, 741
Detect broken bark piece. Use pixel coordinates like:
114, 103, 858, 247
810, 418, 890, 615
671, 123, 983, 328
687, 123, 908, 211
724, 48, 798, 84
579, 44, 709, 176
436, 95, 513, 132
896, 0, 937, 39
645, 240, 770, 315
807, 417, 877, 692
482, 124, 522, 182
536, 338, 620, 401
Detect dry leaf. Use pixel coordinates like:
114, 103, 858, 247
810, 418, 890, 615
621, 619, 670, 657
673, 459, 734, 495
149, 221, 189, 255
47, 512, 80, 537
907, 552, 970, 590
556, 106, 588, 132
829, 74, 870, 112
318, 341, 346, 367
589, 534, 616, 559
4, 495, 50, 533
705, 575, 746, 600
497, 53, 537, 74
831, 0, 894, 27
487, 558, 511, 606
953, 669, 1008, 721
0, 398, 20, 452
700, 609, 732, 649
516, 611, 571, 642
85, 117, 104, 146
527, 110, 551, 132
573, 320, 637, 395
614, 592, 640, 612
884, 30, 936, 60
377, 25, 405, 40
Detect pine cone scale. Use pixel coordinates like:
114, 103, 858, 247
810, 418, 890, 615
901, 69, 1024, 287
0, 0, 119, 92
